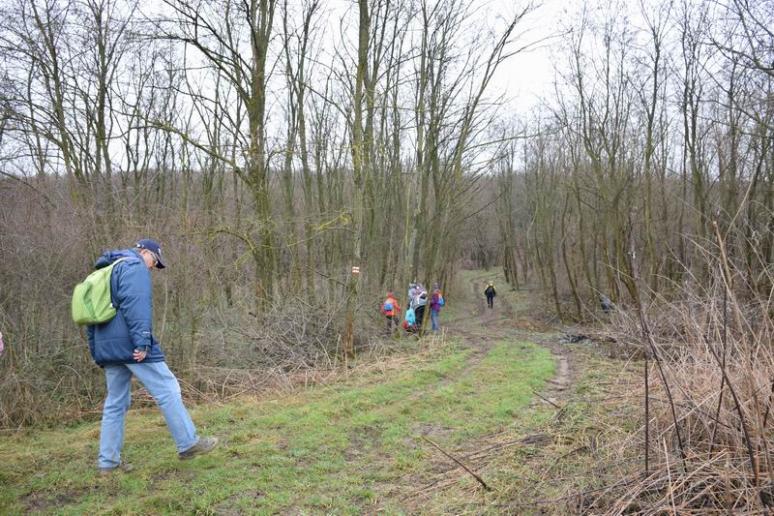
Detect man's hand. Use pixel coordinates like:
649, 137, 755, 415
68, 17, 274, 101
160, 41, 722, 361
133, 349, 147, 362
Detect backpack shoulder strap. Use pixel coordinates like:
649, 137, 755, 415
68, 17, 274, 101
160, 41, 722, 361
105, 257, 133, 306
109, 256, 137, 272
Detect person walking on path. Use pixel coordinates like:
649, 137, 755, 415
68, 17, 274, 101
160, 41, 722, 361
484, 282, 497, 309
86, 239, 217, 475
429, 284, 445, 331
381, 291, 401, 333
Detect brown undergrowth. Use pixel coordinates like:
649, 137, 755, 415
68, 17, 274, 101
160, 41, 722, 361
422, 265, 773, 514
579, 290, 774, 514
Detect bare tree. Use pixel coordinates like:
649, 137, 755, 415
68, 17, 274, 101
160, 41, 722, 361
156, 0, 279, 307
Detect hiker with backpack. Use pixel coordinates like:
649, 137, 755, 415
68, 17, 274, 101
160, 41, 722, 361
381, 291, 401, 333
414, 289, 428, 329
429, 284, 445, 331
73, 239, 217, 475
408, 282, 422, 310
484, 282, 496, 309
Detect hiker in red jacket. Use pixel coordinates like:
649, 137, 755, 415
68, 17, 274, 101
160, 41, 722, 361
381, 291, 401, 333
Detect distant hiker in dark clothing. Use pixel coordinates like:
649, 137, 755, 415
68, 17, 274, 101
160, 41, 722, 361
85, 239, 218, 475
414, 303, 426, 330
381, 291, 401, 333
414, 288, 429, 328
484, 282, 496, 309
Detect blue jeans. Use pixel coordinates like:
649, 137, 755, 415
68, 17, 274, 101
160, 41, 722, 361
431, 310, 440, 331
98, 361, 198, 468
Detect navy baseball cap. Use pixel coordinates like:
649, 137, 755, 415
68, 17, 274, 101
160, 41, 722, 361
135, 239, 166, 269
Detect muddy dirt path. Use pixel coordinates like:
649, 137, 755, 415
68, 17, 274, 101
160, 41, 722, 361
396, 274, 580, 509
445, 274, 574, 400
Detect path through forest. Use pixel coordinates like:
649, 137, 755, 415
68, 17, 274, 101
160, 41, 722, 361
0, 270, 637, 514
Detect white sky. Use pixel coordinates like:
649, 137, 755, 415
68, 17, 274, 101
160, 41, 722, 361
0, 0, 647, 176
318, 0, 566, 116
487, 0, 567, 115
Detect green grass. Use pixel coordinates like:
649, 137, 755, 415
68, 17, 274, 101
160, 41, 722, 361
472, 350, 641, 514
0, 338, 555, 514
2, 270, 638, 514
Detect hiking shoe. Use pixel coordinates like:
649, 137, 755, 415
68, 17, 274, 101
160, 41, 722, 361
179, 436, 218, 460
98, 462, 134, 476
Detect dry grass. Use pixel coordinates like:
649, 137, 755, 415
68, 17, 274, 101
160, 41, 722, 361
0, 290, 416, 430
180, 330, 451, 402
577, 260, 774, 513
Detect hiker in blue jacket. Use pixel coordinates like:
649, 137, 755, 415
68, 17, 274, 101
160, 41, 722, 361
87, 239, 217, 474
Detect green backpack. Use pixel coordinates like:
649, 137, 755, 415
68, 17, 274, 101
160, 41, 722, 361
71, 258, 128, 326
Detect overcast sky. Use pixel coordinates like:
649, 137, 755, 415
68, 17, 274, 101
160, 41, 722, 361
487, 0, 566, 115
316, 0, 567, 117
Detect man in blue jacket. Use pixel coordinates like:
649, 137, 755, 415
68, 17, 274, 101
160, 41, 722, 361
88, 239, 217, 474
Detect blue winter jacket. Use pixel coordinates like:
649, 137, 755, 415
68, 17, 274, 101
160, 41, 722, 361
86, 249, 166, 366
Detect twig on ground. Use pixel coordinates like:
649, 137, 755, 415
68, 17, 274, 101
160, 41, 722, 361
532, 389, 562, 409
422, 436, 493, 492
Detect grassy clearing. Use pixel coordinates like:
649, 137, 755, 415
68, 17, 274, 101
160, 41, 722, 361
482, 351, 640, 513
394, 353, 641, 514
0, 334, 555, 514
2, 271, 639, 514
400, 270, 641, 514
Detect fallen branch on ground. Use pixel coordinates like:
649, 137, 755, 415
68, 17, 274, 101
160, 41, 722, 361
532, 389, 562, 409
422, 436, 492, 492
